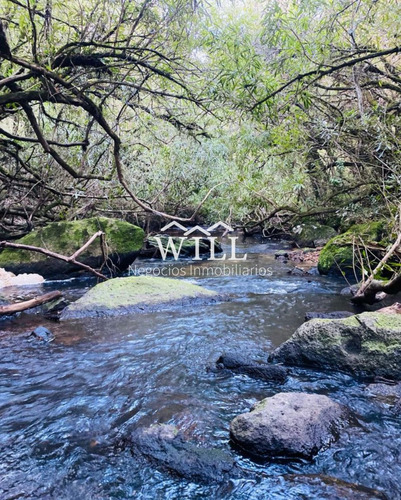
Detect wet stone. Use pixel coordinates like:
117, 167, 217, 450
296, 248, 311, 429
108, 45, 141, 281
130, 424, 240, 482
28, 326, 55, 343
230, 392, 350, 460
216, 353, 288, 383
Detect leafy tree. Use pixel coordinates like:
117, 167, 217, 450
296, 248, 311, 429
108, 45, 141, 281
1, 0, 401, 236
0, 0, 211, 232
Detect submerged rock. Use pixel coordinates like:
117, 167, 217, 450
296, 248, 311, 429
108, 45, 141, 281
28, 326, 54, 342
287, 266, 307, 276
365, 382, 401, 400
230, 392, 349, 460
216, 353, 288, 383
286, 474, 387, 500
131, 424, 239, 482
216, 352, 261, 370
60, 276, 217, 319
392, 399, 401, 414
318, 221, 387, 276
271, 312, 401, 379
0, 217, 144, 278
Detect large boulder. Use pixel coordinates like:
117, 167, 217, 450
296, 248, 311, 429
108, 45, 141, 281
230, 392, 349, 460
130, 424, 239, 482
318, 221, 387, 276
271, 312, 401, 379
60, 276, 217, 319
0, 217, 144, 279
292, 223, 337, 248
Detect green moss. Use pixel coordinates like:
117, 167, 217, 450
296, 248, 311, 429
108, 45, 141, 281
360, 313, 401, 352
363, 341, 400, 353
318, 313, 401, 352
0, 217, 144, 266
314, 313, 401, 331
367, 313, 401, 331
273, 310, 401, 378
312, 316, 360, 327
318, 245, 354, 275
74, 276, 214, 308
348, 221, 386, 240
318, 220, 387, 275
61, 276, 216, 318
338, 315, 361, 327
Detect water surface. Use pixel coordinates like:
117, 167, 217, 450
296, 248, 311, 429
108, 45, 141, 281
0, 239, 399, 499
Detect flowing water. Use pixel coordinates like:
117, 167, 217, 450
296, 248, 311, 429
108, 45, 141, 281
0, 238, 400, 499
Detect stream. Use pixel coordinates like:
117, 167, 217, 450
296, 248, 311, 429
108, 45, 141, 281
0, 238, 400, 499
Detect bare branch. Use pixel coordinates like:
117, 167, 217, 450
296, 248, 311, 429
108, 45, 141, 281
0, 231, 108, 280
252, 46, 401, 110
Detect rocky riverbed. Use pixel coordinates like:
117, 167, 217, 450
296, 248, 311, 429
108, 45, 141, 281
0, 236, 400, 499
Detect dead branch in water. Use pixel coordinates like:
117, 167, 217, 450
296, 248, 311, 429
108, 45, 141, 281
351, 273, 401, 305
352, 210, 401, 304
0, 290, 62, 316
0, 231, 108, 280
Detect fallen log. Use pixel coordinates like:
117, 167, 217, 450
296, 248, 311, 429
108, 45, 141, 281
0, 290, 62, 316
0, 231, 108, 280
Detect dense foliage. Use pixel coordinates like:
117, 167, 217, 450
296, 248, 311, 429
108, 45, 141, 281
0, 0, 400, 234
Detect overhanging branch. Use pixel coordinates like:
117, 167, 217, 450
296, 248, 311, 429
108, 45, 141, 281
252, 46, 401, 110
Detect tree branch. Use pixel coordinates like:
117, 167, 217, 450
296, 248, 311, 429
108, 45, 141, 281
0, 231, 108, 280
252, 46, 401, 110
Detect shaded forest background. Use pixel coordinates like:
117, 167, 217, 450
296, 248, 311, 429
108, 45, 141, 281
0, 0, 400, 237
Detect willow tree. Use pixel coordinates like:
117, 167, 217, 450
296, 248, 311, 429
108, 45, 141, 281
201, 0, 401, 230
251, 0, 401, 226
0, 0, 212, 235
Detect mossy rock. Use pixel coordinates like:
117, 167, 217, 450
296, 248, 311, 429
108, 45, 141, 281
292, 223, 337, 248
271, 311, 401, 379
318, 221, 387, 276
60, 276, 218, 319
0, 217, 144, 278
